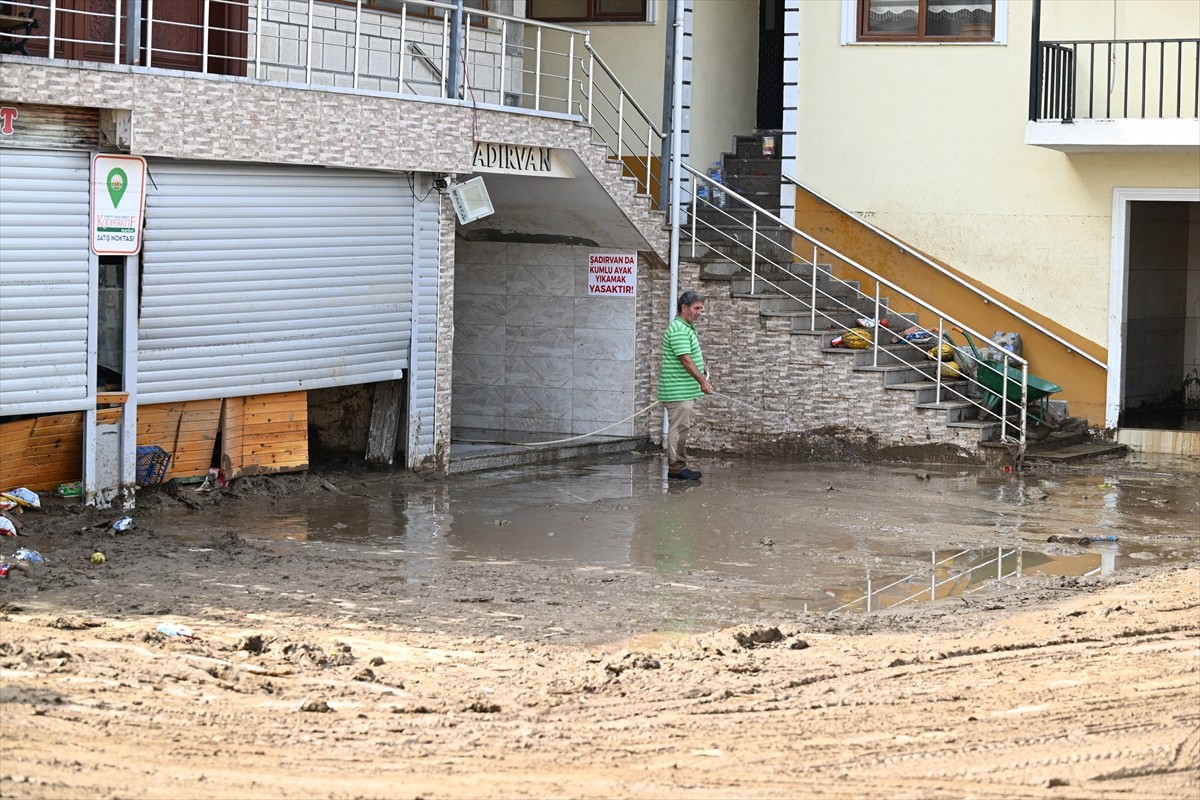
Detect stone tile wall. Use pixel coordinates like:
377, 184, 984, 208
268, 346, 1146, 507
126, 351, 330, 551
454, 243, 640, 436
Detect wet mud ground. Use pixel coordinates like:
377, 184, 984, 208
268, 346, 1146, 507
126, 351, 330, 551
1, 451, 1198, 798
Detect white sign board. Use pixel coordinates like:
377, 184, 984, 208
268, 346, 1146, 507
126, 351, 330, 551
91, 153, 146, 255
588, 253, 637, 297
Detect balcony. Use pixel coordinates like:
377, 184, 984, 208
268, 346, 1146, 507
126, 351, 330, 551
1026, 38, 1200, 153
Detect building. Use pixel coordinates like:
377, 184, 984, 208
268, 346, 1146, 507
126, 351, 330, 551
1, 0, 1197, 506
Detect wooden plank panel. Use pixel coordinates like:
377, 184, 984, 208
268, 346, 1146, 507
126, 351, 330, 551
137, 400, 222, 481
0, 412, 85, 492
223, 391, 308, 477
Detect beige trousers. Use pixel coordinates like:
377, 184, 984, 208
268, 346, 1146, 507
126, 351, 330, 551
664, 399, 695, 472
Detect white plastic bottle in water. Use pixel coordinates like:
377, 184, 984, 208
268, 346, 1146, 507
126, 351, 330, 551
709, 161, 726, 208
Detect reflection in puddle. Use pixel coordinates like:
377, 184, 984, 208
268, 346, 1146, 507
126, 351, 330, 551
163, 453, 1199, 633
822, 545, 1122, 614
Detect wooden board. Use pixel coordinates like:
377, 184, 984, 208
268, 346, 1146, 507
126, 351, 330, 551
0, 412, 85, 492
221, 391, 309, 478
136, 400, 222, 481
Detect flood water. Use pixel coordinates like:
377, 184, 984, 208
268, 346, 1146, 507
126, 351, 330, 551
170, 452, 1200, 629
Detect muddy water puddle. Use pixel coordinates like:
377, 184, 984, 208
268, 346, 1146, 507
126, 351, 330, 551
163, 453, 1199, 634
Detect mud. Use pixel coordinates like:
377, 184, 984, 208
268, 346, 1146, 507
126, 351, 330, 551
1, 452, 1197, 798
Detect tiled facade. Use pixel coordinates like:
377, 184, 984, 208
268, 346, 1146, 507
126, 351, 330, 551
4, 53, 990, 470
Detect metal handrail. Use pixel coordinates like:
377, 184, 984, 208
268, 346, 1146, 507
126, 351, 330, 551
2, 0, 663, 199
685, 164, 1033, 456
1034, 38, 1200, 122
830, 547, 1019, 614
781, 173, 1106, 371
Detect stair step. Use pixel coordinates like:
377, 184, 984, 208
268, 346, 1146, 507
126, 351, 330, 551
916, 399, 983, 423
885, 379, 970, 405
855, 363, 939, 385
1025, 441, 1127, 462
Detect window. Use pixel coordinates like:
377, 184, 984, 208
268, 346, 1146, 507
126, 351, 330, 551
529, 0, 648, 23
858, 0, 994, 42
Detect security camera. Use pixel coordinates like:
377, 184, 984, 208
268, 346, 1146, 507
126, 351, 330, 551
433, 177, 450, 191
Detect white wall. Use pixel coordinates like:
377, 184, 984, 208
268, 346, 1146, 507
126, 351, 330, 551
793, 0, 1200, 346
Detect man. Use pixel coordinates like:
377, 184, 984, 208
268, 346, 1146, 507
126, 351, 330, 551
658, 290, 714, 480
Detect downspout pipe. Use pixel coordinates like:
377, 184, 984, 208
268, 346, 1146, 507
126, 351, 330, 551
665, 0, 685, 442
1027, 0, 1042, 121
125, 0, 142, 64
658, 0, 678, 212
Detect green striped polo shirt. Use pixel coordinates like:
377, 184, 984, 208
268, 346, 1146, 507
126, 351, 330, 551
658, 315, 705, 402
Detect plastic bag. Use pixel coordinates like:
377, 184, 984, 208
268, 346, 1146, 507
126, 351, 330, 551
842, 327, 872, 349
0, 488, 41, 509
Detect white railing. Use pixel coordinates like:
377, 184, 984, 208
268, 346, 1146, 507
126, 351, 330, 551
781, 174, 1106, 371
829, 544, 1114, 614
2, 0, 663, 197
685, 165, 1046, 460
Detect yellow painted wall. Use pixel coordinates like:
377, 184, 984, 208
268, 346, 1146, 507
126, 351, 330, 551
792, 0, 1200, 347
536, 0, 759, 166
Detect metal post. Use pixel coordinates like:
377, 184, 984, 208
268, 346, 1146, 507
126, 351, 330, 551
146, 0, 154, 68
810, 249, 818, 331
399, 5, 407, 91
447, 0, 463, 100
865, 572, 872, 613
872, 283, 881, 367
201, 0, 210, 73
935, 319, 945, 403
498, 19, 506, 104
617, 94, 625, 160
440, 11, 450, 98
585, 37, 594, 124
750, 211, 758, 294
534, 26, 542, 111
1028, 0, 1042, 121
48, 0, 57, 58
113, 0, 122, 65
665, 0, 685, 445
352, 0, 361, 89
930, 551, 936, 600
645, 129, 653, 195
254, 0, 262, 80
566, 33, 575, 116
305, 0, 314, 84
658, 0, 678, 212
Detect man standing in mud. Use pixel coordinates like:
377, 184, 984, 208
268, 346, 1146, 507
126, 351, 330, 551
659, 290, 714, 480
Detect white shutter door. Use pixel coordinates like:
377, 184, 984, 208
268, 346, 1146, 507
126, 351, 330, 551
139, 161, 414, 403
0, 149, 93, 415
407, 189, 441, 466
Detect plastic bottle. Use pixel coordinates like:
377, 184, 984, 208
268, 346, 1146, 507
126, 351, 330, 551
709, 160, 726, 209
1088, 535, 1119, 542
112, 516, 133, 532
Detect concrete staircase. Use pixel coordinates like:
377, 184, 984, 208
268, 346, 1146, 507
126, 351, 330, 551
685, 131, 1075, 455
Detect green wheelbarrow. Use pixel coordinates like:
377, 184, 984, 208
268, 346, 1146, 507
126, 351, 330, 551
948, 329, 1063, 427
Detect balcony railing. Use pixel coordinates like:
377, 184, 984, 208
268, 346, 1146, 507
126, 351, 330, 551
0, 0, 663, 197
1033, 38, 1200, 122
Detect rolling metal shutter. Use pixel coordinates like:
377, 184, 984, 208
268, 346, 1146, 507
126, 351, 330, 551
0, 149, 93, 415
139, 161, 415, 403
406, 188, 441, 467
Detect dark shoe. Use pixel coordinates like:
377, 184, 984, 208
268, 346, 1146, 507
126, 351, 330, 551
668, 469, 702, 480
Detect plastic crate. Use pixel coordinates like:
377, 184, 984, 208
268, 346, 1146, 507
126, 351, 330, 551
135, 445, 172, 486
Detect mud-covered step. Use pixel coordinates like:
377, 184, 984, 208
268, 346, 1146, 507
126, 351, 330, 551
855, 363, 940, 386
852, 345, 930, 367
916, 399, 983, 423
885, 379, 970, 405
1025, 442, 1127, 462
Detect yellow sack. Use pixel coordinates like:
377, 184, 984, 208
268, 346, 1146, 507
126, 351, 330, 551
843, 327, 872, 349
938, 360, 962, 379
926, 343, 954, 361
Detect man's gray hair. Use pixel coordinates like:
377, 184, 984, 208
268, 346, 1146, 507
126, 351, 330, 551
677, 289, 704, 313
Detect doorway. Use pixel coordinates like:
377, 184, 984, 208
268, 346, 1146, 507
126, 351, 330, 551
1108, 191, 1200, 432
756, 0, 784, 131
